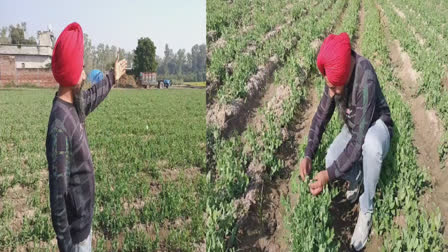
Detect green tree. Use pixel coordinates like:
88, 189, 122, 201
175, 49, 186, 75
9, 24, 25, 44
25, 36, 36, 45
0, 27, 9, 44
83, 33, 95, 72
133, 37, 157, 76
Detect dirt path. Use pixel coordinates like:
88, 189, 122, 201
331, 0, 350, 33
206, 55, 282, 138
353, 0, 365, 53
237, 81, 319, 251
377, 3, 448, 240
235, 80, 303, 251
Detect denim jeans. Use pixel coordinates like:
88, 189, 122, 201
325, 119, 390, 213
73, 229, 92, 252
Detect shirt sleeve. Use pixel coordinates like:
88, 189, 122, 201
327, 70, 377, 180
305, 85, 336, 160
48, 129, 74, 252
82, 70, 115, 117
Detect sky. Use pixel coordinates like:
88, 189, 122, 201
0, 0, 206, 57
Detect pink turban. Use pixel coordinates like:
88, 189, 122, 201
52, 22, 84, 87
316, 33, 352, 86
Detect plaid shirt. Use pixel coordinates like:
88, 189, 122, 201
305, 51, 393, 180
45, 71, 114, 251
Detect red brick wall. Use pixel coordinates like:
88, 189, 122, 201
0, 55, 58, 87
15, 68, 58, 87
0, 55, 16, 84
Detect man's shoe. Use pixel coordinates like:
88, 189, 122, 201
346, 168, 362, 203
350, 211, 372, 251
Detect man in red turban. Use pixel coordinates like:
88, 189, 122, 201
299, 33, 394, 251
45, 22, 127, 251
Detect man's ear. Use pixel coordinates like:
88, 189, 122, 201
328, 87, 335, 98
77, 70, 86, 85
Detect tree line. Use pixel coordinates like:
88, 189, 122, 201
156, 44, 206, 82
0, 22, 205, 82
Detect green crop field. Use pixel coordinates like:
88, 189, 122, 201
206, 0, 447, 251
185, 82, 206, 87
0, 88, 206, 251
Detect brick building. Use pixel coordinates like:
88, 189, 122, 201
0, 30, 58, 87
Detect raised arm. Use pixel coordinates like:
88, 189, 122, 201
82, 70, 115, 117
82, 56, 127, 117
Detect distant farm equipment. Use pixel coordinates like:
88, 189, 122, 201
158, 79, 172, 88
139, 72, 157, 88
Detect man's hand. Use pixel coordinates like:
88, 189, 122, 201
114, 55, 127, 82
299, 157, 312, 181
309, 170, 330, 196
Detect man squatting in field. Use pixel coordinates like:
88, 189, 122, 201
299, 33, 393, 251
45, 22, 127, 251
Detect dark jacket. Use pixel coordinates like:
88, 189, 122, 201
45, 71, 115, 251
305, 51, 393, 180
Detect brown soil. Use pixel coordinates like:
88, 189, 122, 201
237, 83, 319, 251
207, 16, 295, 105
353, 0, 365, 53
206, 55, 280, 138
331, 0, 350, 33
234, 75, 302, 252
235, 0, 351, 249
247, 84, 291, 134
392, 4, 406, 19
207, 30, 219, 44
378, 2, 448, 240
330, 180, 360, 251
443, 70, 448, 91
16, 239, 58, 251
207, 37, 227, 61
261, 19, 293, 45
96, 218, 189, 252
364, 234, 383, 252
391, 3, 425, 46
206, 79, 220, 105
4, 184, 35, 232
236, 177, 290, 252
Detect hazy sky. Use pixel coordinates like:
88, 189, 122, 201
0, 0, 206, 57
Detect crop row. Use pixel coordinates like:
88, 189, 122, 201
393, 0, 448, 41
208, 0, 301, 83
210, 0, 335, 104
207, 0, 256, 43
363, 1, 443, 249
284, 0, 360, 250
285, 0, 445, 249
387, 0, 448, 165
205, 0, 347, 250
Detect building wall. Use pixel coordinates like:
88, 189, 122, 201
38, 31, 54, 47
15, 55, 51, 69
15, 68, 58, 87
0, 45, 53, 56
0, 55, 57, 87
0, 56, 16, 83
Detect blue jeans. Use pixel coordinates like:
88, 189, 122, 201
73, 229, 92, 252
325, 119, 390, 213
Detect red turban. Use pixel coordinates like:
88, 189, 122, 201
316, 33, 352, 86
52, 22, 84, 87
